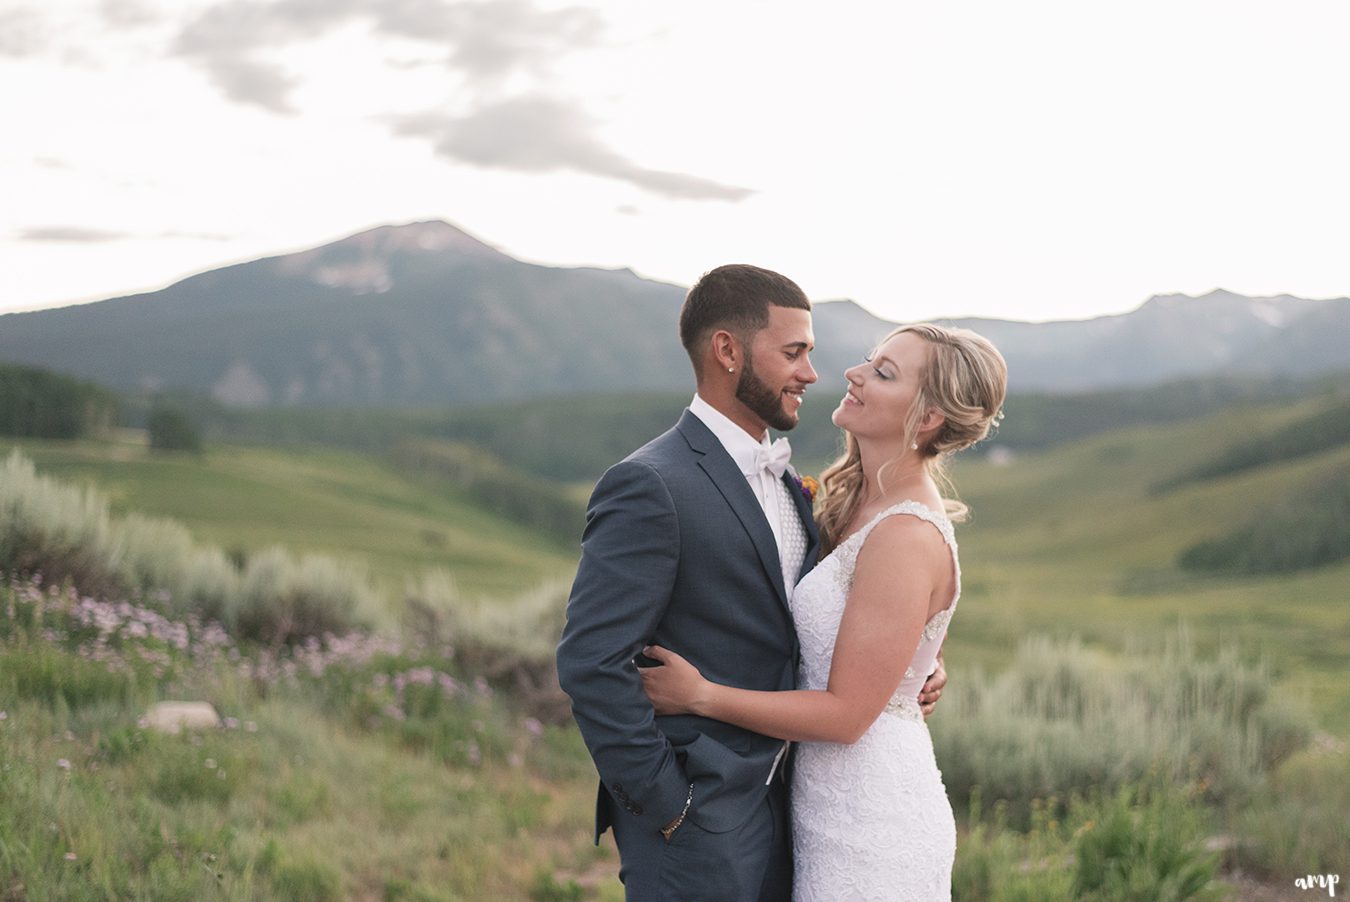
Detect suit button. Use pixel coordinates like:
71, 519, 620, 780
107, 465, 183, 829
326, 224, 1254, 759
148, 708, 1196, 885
632, 804, 643, 815
613, 782, 624, 793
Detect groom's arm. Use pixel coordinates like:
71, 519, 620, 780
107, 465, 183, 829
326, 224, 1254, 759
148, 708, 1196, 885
556, 459, 691, 835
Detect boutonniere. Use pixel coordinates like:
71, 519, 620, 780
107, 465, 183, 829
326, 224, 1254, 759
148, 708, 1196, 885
789, 472, 819, 504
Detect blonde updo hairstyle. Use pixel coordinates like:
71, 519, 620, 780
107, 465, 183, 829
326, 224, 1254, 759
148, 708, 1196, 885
815, 323, 1008, 555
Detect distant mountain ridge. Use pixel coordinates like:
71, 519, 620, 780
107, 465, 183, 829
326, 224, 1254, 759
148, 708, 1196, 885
1, 220, 1347, 405
951, 288, 1350, 391
0, 221, 698, 407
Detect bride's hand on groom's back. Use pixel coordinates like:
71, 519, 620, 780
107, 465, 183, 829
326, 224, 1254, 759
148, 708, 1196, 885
638, 645, 709, 716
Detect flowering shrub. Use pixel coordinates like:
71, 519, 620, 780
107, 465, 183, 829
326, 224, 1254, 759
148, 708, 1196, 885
2, 577, 209, 710
1, 575, 549, 771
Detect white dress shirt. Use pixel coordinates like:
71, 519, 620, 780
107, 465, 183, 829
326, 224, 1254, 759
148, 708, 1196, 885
688, 394, 808, 600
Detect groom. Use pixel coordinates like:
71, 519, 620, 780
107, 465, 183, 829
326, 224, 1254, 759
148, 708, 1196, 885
557, 265, 945, 900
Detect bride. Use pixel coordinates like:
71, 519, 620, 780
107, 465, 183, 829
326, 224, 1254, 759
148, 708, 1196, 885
640, 323, 1007, 901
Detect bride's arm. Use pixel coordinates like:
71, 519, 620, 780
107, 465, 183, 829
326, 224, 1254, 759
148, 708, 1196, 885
640, 516, 946, 744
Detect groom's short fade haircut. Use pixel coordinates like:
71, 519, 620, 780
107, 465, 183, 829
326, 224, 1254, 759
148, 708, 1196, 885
679, 264, 811, 376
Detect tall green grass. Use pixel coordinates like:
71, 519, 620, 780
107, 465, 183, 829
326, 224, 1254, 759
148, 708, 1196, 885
931, 632, 1311, 824
0, 450, 378, 644
953, 782, 1226, 902
930, 630, 1346, 891
1233, 741, 1350, 878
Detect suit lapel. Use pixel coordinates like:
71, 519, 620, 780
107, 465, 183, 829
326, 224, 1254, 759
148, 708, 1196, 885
676, 410, 790, 612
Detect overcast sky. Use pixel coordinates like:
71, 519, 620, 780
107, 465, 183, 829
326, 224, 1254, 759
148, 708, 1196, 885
3, 0, 1349, 323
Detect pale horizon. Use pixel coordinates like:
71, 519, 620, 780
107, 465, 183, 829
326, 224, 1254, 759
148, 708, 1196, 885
4, 1, 1349, 323
7, 216, 1348, 328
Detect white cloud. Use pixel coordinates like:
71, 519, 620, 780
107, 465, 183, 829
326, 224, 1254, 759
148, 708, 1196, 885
0, 7, 48, 56
15, 226, 129, 243
394, 96, 754, 201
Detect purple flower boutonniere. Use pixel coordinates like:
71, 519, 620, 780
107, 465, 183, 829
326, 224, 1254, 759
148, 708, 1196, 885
790, 473, 819, 505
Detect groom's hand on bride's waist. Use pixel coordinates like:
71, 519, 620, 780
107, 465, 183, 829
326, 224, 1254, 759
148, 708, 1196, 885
918, 651, 947, 718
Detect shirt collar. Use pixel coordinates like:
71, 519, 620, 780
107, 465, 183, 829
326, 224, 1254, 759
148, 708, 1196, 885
689, 393, 772, 477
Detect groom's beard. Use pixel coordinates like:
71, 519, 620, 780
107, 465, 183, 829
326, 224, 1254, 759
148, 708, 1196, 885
736, 356, 798, 432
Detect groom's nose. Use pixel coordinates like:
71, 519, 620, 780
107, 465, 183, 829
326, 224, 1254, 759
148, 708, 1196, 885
798, 354, 818, 384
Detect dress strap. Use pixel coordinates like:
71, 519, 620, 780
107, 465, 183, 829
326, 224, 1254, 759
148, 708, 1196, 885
852, 500, 956, 552
844, 500, 961, 612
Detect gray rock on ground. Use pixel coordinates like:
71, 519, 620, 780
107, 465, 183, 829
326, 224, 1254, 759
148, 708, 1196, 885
144, 701, 221, 734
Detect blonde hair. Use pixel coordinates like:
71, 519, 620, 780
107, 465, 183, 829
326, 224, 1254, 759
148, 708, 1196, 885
815, 323, 1008, 555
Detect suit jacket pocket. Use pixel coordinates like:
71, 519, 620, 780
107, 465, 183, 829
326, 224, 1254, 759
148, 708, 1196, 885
678, 732, 775, 834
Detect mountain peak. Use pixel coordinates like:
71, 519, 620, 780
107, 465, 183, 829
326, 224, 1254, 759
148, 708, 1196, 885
335, 220, 508, 259
1144, 288, 1245, 309
271, 220, 510, 294
1138, 288, 1332, 327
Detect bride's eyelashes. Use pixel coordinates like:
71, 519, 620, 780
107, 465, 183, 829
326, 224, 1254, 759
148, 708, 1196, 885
863, 352, 893, 381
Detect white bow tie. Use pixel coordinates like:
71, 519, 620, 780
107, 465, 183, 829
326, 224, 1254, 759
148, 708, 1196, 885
750, 437, 792, 479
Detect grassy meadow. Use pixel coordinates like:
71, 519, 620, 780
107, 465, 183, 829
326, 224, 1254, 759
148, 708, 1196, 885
3, 382, 1348, 899
0, 578, 608, 901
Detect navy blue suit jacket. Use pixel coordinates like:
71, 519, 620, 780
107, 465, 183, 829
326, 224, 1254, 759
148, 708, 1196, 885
557, 409, 821, 840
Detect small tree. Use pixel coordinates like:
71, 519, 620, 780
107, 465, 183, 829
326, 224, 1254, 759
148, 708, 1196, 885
0, 364, 118, 439
147, 406, 203, 453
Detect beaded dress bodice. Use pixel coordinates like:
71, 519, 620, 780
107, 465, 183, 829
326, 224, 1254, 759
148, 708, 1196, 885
793, 500, 960, 719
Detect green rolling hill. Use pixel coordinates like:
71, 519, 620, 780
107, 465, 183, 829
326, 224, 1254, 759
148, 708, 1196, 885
947, 392, 1350, 731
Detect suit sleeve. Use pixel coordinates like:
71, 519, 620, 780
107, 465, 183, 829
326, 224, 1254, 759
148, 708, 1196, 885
556, 458, 689, 833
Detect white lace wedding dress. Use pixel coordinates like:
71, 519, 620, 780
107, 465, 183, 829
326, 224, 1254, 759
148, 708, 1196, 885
790, 501, 959, 901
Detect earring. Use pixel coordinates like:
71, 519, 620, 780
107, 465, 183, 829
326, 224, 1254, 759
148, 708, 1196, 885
728, 367, 735, 373
911, 441, 918, 451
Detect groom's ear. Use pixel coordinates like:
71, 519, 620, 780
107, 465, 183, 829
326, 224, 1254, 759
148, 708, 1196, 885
710, 328, 742, 373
